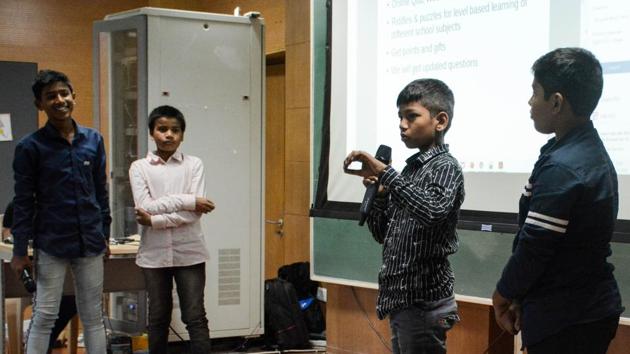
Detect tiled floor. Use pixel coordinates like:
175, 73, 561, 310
50, 338, 327, 354
157, 338, 326, 354
51, 346, 327, 354
25, 305, 326, 354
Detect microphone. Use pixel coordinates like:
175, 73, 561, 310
358, 144, 392, 226
20, 268, 36, 293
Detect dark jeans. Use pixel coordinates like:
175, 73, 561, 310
142, 263, 211, 354
389, 295, 459, 354
527, 315, 619, 354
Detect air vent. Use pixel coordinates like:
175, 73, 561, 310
218, 248, 241, 305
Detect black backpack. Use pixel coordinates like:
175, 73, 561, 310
264, 278, 311, 350
278, 262, 326, 335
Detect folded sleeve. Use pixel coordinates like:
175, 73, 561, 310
129, 162, 197, 215
129, 158, 207, 230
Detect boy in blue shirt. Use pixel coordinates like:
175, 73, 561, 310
11, 70, 110, 353
343, 79, 464, 354
493, 48, 624, 354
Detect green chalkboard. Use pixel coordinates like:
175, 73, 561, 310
310, 0, 630, 317
312, 216, 514, 298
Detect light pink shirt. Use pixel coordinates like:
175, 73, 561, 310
129, 150, 210, 268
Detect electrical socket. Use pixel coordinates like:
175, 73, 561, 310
316, 287, 327, 302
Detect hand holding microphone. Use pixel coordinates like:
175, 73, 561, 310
10, 255, 36, 293
343, 146, 390, 178
343, 145, 392, 225
21, 267, 36, 293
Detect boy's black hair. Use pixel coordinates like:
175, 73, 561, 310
396, 78, 455, 132
532, 47, 603, 117
32, 70, 74, 101
148, 105, 186, 132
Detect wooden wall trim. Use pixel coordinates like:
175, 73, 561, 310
267, 50, 286, 65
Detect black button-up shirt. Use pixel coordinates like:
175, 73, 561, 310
12, 120, 111, 258
368, 144, 465, 319
496, 121, 624, 346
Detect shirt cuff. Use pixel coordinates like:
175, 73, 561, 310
182, 194, 196, 211
495, 279, 515, 301
371, 195, 388, 213
102, 224, 110, 240
151, 215, 167, 229
12, 235, 29, 257
379, 166, 398, 188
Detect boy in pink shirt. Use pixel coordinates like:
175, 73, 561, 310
129, 105, 214, 353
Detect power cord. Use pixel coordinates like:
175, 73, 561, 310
232, 321, 262, 351
350, 287, 392, 352
169, 324, 186, 342
105, 316, 113, 333
482, 329, 507, 354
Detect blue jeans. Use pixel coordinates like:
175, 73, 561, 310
47, 295, 77, 354
389, 296, 459, 354
28, 251, 106, 354
142, 263, 211, 354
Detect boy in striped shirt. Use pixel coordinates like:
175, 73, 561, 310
344, 78, 465, 354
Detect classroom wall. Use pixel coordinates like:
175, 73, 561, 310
3, 1, 629, 352
0, 0, 146, 127
292, 1, 630, 353
283, 0, 312, 265
149, 0, 285, 55
0, 0, 284, 129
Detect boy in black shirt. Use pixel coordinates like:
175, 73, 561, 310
344, 78, 465, 354
493, 48, 623, 354
11, 70, 110, 353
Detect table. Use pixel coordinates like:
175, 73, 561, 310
0, 242, 144, 354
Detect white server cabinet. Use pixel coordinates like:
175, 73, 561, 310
92, 7, 264, 339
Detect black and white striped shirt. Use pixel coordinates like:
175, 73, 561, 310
368, 144, 464, 319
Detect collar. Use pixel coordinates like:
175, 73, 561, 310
406, 144, 449, 165
147, 150, 184, 164
42, 119, 85, 141
540, 121, 594, 155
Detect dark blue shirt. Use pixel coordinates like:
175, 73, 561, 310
12, 120, 111, 258
496, 121, 623, 346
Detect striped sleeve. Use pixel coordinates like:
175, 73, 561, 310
380, 160, 464, 226
367, 181, 391, 244
497, 163, 580, 300
524, 211, 569, 234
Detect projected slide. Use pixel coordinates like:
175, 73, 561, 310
326, 0, 630, 217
